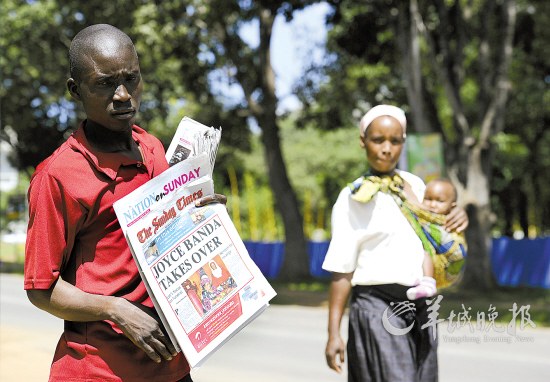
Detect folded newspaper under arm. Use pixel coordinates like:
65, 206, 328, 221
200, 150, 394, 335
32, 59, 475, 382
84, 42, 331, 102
114, 132, 276, 368
166, 116, 222, 169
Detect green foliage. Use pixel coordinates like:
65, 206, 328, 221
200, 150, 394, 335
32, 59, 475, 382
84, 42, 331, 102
296, 0, 407, 131
298, 0, 550, 237
0, 241, 25, 264
220, 167, 284, 242
0, 173, 30, 231
1, 0, 72, 169
223, 114, 366, 240
0, 0, 252, 172
2, 0, 549, 255
492, 133, 530, 187
280, 116, 365, 204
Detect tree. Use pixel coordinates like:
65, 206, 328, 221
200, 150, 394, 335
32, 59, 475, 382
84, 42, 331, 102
1, 0, 146, 172
491, 0, 550, 237
299, 0, 543, 289
2, 0, 323, 281
1, 0, 72, 175
408, 0, 517, 290
132, 0, 324, 280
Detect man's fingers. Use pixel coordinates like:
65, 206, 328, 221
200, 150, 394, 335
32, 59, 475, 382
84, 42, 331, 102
151, 338, 175, 361
157, 330, 178, 357
137, 334, 175, 363
165, 339, 178, 357
140, 342, 162, 363
195, 193, 227, 207
152, 329, 178, 360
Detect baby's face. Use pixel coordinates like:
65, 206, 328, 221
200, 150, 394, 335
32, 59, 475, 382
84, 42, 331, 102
422, 181, 456, 214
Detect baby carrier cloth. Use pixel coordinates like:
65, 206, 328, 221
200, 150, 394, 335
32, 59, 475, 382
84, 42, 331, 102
349, 173, 467, 289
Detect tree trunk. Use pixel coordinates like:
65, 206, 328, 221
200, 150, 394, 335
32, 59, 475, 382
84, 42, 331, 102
408, 0, 517, 290
455, 144, 496, 290
399, 0, 431, 133
254, 7, 310, 281
258, 115, 310, 280
225, 6, 310, 281
462, 203, 495, 290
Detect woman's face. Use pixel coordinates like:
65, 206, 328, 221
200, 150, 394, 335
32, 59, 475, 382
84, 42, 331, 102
360, 116, 405, 175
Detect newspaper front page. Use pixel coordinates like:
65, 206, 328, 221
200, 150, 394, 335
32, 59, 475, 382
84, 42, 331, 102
114, 124, 276, 368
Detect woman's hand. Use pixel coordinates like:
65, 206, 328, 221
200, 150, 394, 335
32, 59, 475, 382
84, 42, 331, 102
326, 334, 346, 373
325, 272, 352, 373
445, 206, 469, 233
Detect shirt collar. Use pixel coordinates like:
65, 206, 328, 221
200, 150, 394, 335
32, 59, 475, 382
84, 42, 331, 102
67, 121, 156, 180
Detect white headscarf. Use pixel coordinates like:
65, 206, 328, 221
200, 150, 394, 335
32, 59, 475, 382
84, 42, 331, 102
359, 105, 407, 137
210, 261, 222, 278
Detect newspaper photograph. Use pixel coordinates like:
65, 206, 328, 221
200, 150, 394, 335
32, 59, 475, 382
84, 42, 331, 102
166, 116, 221, 169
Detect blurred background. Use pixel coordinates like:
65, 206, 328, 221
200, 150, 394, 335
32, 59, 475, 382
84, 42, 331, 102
1, 0, 549, 296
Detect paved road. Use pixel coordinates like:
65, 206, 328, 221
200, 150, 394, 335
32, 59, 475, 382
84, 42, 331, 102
1, 273, 549, 381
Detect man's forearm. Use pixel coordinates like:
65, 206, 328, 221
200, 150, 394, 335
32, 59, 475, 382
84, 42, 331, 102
27, 277, 118, 323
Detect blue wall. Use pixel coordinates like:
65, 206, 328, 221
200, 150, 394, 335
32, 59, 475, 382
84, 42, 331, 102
491, 237, 550, 289
245, 237, 550, 289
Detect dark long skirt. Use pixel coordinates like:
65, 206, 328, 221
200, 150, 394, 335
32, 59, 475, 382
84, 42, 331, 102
347, 284, 438, 382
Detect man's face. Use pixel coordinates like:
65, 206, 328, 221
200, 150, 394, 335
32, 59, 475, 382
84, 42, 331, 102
360, 116, 404, 175
72, 39, 142, 133
422, 181, 456, 214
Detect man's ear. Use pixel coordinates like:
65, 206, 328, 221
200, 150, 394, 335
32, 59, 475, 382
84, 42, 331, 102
67, 78, 81, 100
359, 135, 366, 149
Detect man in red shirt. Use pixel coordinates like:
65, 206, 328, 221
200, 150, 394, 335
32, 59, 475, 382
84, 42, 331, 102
24, 24, 222, 382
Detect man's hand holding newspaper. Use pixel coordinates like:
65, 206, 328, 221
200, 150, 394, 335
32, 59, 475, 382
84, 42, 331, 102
113, 117, 276, 368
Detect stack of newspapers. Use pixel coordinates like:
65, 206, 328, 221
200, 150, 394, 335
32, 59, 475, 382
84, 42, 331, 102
113, 117, 276, 368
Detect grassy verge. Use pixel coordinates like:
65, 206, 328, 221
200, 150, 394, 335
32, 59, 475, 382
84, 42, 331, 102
269, 280, 550, 327
0, 241, 25, 273
438, 286, 550, 328
3, 243, 548, 328
0, 241, 25, 263
270, 280, 331, 307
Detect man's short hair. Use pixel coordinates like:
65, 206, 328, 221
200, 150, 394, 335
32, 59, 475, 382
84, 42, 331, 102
69, 24, 134, 82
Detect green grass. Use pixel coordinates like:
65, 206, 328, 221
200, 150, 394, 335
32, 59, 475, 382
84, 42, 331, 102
2, 245, 548, 327
0, 240, 25, 273
0, 241, 25, 263
438, 286, 550, 328
269, 280, 550, 327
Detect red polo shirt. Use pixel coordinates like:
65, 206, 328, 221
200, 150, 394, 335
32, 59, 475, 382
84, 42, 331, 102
24, 122, 190, 381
